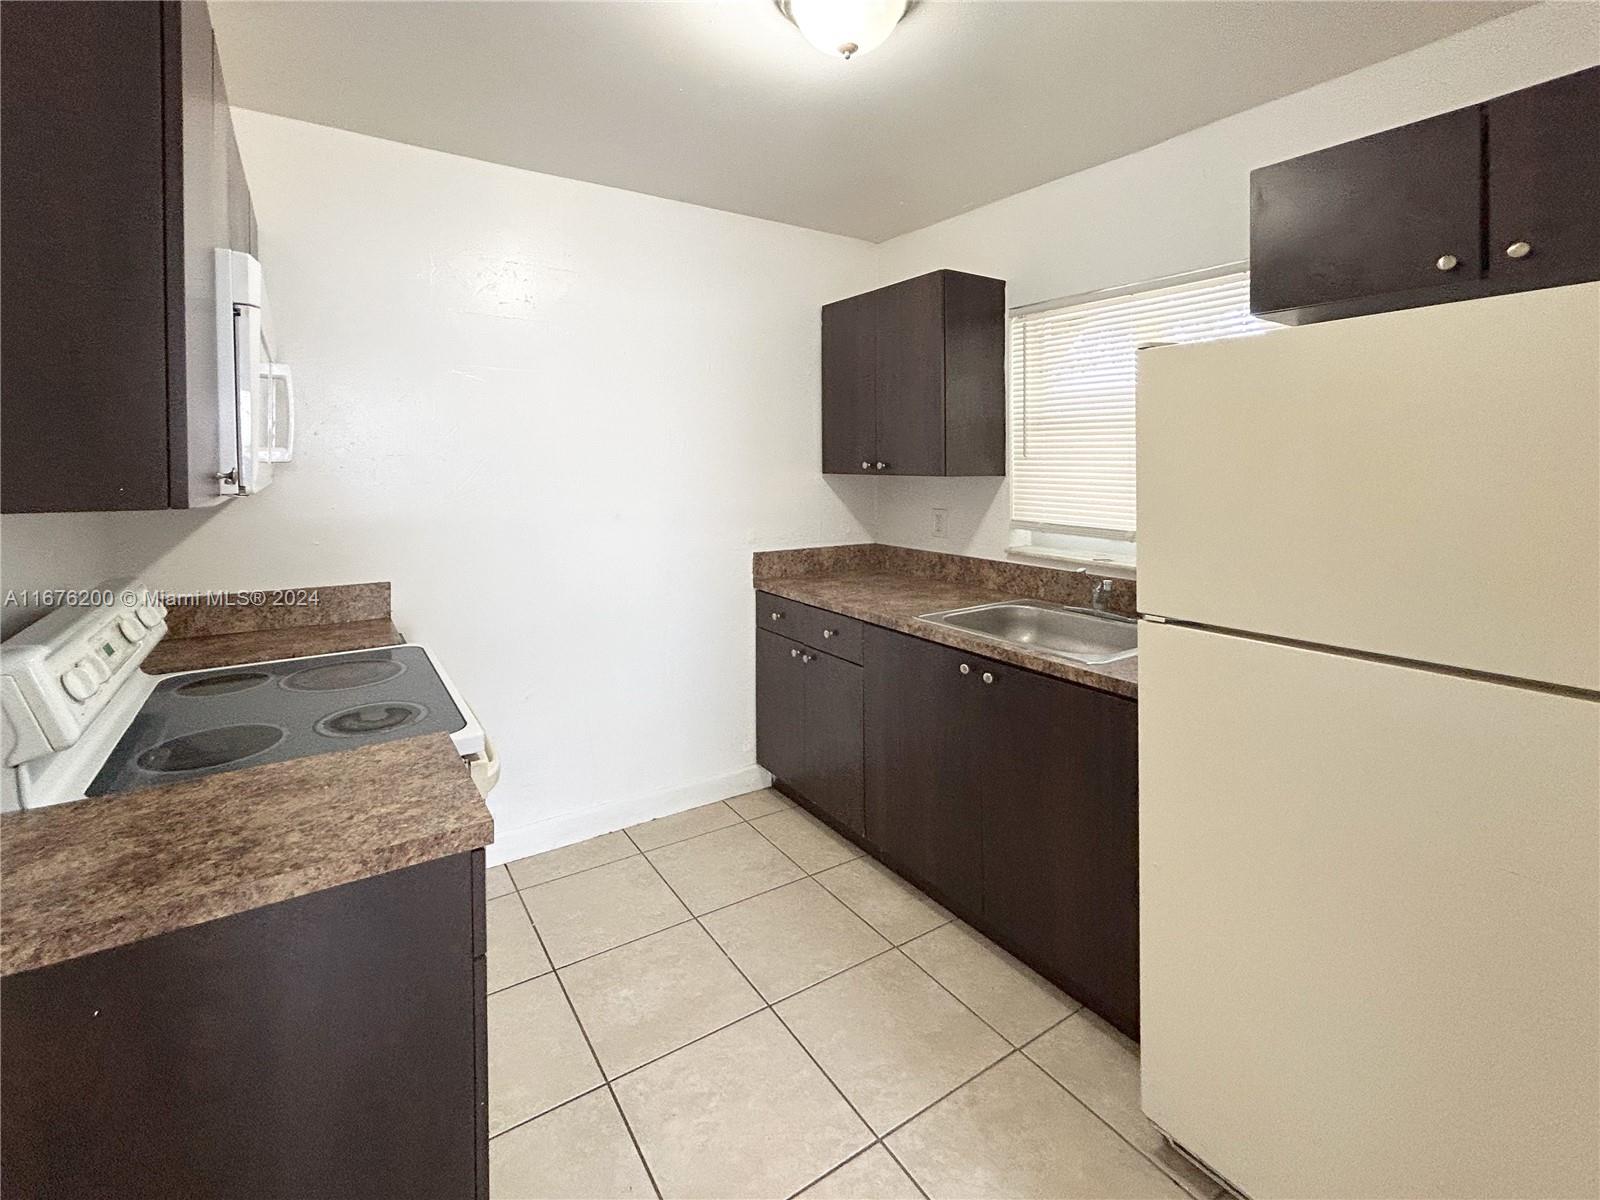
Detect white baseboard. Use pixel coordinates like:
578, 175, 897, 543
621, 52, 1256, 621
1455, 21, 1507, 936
484, 763, 773, 868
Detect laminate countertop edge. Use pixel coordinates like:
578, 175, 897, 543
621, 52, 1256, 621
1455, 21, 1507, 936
757, 573, 1138, 699
1, 733, 494, 977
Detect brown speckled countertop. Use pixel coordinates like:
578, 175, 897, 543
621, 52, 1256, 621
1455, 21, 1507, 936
1, 581, 493, 976
1, 735, 491, 976
143, 582, 402, 673
143, 618, 404, 673
755, 545, 1138, 699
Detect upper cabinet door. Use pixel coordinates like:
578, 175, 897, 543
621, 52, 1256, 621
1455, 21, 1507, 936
873, 273, 946, 476
1, 1, 171, 513
1250, 107, 1483, 318
1486, 66, 1600, 293
821, 291, 877, 474
820, 270, 1005, 477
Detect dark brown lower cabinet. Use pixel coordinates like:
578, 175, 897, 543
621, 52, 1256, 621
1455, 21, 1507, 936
756, 629, 807, 787
795, 648, 866, 836
0, 852, 488, 1199
756, 629, 865, 835
984, 665, 1139, 1037
863, 627, 985, 917
759, 613, 1140, 1039
862, 624, 1140, 1039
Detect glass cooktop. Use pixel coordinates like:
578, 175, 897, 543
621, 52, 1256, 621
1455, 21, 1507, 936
86, 646, 466, 797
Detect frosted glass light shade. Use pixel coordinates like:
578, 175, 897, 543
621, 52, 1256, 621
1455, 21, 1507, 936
781, 0, 910, 60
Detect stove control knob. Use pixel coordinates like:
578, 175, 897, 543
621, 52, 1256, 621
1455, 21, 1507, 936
136, 605, 163, 629
61, 667, 97, 702
117, 615, 145, 644
80, 655, 112, 684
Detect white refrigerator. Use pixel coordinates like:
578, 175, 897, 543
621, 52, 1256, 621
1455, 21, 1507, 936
1135, 283, 1599, 1200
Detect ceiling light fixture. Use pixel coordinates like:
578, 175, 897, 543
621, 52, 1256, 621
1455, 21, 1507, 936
775, 0, 912, 61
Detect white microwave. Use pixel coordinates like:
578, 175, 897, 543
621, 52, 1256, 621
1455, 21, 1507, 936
214, 249, 294, 496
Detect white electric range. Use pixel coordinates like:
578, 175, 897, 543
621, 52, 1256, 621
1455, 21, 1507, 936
1, 582, 497, 812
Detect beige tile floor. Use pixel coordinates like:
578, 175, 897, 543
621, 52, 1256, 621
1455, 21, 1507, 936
487, 791, 1226, 1200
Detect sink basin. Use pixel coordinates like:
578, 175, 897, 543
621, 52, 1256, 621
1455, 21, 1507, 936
918, 601, 1137, 666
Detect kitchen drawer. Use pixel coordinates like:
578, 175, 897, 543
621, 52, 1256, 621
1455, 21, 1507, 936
798, 609, 863, 665
754, 592, 863, 663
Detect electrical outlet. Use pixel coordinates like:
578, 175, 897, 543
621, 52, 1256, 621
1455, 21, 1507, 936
932, 508, 949, 538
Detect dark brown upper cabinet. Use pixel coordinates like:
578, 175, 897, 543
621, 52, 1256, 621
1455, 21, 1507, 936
1250, 65, 1599, 326
1486, 68, 1600, 294
2, 1, 257, 513
822, 270, 1006, 477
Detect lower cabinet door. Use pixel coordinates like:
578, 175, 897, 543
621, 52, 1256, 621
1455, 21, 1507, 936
798, 650, 865, 835
756, 629, 806, 788
982, 666, 1140, 1038
0, 854, 482, 1198
864, 626, 983, 915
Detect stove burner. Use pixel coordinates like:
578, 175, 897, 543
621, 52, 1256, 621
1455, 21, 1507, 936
315, 702, 426, 737
174, 670, 270, 697
135, 724, 286, 774
283, 659, 406, 692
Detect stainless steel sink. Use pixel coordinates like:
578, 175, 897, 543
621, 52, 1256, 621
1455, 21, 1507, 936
918, 601, 1137, 665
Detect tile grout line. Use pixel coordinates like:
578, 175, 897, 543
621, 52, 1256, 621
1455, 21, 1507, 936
629, 837, 1041, 1199
878, 1138, 933, 1200
1014, 1031, 1217, 1200
511, 888, 666, 1200
504, 801, 1185, 1198
631, 843, 889, 1194
505, 789, 790, 895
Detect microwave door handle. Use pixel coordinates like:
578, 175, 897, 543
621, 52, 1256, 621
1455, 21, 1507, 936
266, 363, 295, 463
233, 303, 263, 493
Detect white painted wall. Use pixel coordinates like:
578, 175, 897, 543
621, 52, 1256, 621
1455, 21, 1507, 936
865, 2, 1600, 563
1, 111, 880, 863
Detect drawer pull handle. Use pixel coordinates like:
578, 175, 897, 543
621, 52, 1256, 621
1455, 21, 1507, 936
769, 611, 782, 621
1435, 254, 1458, 271
800, 653, 815, 664
790, 648, 800, 658
861, 460, 872, 470
1505, 241, 1532, 259
981, 672, 995, 684
874, 462, 887, 471
822, 629, 835, 638
959, 663, 970, 675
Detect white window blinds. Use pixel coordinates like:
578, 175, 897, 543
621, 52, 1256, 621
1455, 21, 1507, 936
1009, 270, 1270, 536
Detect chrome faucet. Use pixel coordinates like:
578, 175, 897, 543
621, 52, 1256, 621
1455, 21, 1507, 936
1091, 578, 1114, 613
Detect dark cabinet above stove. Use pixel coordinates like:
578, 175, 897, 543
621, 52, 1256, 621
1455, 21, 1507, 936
1250, 65, 1600, 326
2, 0, 259, 513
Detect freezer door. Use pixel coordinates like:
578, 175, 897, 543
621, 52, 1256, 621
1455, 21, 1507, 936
1138, 620, 1599, 1200
1137, 282, 1599, 690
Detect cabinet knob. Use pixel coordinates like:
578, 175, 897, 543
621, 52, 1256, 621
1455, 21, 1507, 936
790, 647, 800, 658
958, 663, 970, 675
874, 462, 887, 471
822, 628, 835, 638
981, 672, 995, 684
1435, 254, 1458, 271
1506, 241, 1532, 259
800, 653, 814, 664
861, 461, 872, 470
769, 611, 782, 621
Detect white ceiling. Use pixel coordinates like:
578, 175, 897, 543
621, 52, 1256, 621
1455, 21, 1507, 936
212, 0, 1524, 242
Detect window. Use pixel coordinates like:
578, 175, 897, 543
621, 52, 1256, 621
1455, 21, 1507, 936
1008, 268, 1271, 565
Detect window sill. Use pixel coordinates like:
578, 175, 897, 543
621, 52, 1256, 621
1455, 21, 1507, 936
1006, 530, 1136, 579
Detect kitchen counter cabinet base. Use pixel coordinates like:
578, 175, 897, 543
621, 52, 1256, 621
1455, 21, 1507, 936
759, 602, 1140, 1040
0, 851, 488, 1199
